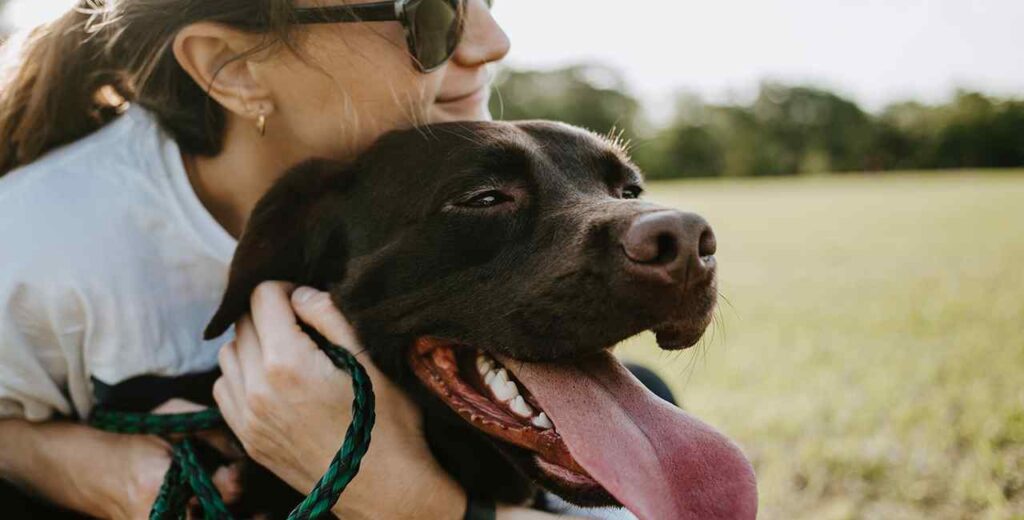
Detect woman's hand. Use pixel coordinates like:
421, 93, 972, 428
213, 282, 466, 520
107, 399, 244, 520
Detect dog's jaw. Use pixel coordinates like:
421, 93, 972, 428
406, 338, 621, 507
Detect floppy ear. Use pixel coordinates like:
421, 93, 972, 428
204, 159, 352, 339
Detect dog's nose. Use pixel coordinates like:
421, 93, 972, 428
620, 211, 716, 284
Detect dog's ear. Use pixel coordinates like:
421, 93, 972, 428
204, 159, 352, 339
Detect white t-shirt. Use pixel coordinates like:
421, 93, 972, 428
0, 105, 236, 421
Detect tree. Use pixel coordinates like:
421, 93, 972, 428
489, 64, 644, 139
750, 83, 875, 174
930, 92, 1024, 168
490, 63, 1024, 179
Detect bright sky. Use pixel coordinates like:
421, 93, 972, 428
5, 0, 1023, 119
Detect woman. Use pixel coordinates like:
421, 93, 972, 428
0, 0, 584, 517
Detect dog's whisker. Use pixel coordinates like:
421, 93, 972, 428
717, 290, 737, 315
674, 345, 701, 392
705, 316, 717, 348
713, 306, 728, 345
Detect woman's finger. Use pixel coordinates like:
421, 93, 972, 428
250, 282, 317, 367
232, 318, 268, 391
149, 398, 241, 460
213, 377, 242, 434
234, 314, 263, 362
217, 340, 246, 397
233, 315, 269, 388
211, 463, 244, 504
291, 287, 362, 355
152, 399, 206, 443
151, 398, 206, 415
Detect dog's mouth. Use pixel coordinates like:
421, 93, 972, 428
408, 337, 759, 520
409, 338, 601, 494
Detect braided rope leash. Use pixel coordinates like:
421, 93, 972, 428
89, 327, 375, 520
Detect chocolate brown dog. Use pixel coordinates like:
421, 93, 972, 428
205, 121, 757, 519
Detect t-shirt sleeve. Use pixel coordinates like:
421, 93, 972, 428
0, 276, 83, 421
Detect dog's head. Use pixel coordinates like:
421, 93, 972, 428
206, 121, 756, 519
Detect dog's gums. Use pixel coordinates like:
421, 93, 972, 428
408, 338, 602, 490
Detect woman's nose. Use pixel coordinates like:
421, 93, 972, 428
451, 0, 511, 68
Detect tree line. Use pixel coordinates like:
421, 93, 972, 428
490, 65, 1024, 179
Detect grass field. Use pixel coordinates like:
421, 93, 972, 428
616, 170, 1024, 520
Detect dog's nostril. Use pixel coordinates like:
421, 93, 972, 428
655, 233, 679, 264
699, 227, 717, 258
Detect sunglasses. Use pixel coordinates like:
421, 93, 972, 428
294, 0, 493, 73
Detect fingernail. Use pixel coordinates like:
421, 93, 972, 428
293, 286, 318, 304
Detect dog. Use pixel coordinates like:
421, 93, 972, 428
204, 120, 757, 519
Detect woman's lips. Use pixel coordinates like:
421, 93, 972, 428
436, 85, 488, 105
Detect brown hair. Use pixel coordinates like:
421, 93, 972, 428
0, 0, 298, 176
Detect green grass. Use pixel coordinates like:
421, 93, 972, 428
615, 170, 1024, 520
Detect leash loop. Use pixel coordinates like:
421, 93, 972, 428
89, 329, 374, 520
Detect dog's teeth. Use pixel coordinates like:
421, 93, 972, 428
493, 368, 509, 386
532, 413, 553, 430
476, 355, 494, 375
484, 369, 498, 385
492, 379, 519, 402
510, 396, 534, 418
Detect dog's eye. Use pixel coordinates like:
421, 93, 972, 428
622, 186, 644, 200
457, 190, 513, 209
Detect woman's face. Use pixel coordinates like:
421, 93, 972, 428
257, 0, 510, 161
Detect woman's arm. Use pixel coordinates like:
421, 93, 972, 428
0, 419, 171, 519
0, 419, 573, 520
0, 401, 243, 519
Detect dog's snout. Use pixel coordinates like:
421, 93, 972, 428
620, 211, 716, 284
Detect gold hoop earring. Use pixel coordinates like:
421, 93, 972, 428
256, 114, 268, 137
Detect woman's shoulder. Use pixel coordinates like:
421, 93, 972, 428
2, 105, 233, 259
0, 106, 234, 286
0, 105, 167, 202
1, 111, 150, 255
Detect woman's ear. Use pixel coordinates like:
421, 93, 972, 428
172, 22, 276, 121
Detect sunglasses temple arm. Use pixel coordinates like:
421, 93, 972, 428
293, 2, 399, 24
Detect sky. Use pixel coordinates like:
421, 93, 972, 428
5, 0, 1023, 120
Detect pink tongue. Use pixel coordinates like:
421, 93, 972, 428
498, 352, 757, 520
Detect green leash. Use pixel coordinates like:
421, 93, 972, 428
89, 327, 376, 520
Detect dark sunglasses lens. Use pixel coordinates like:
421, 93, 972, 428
410, 0, 462, 70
